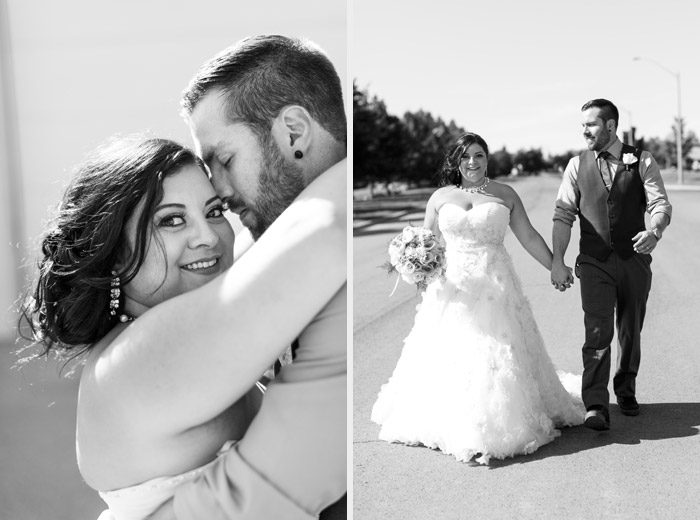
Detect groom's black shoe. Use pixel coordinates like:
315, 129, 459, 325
583, 408, 610, 431
617, 396, 640, 416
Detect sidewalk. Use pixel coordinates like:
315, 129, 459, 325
660, 168, 700, 191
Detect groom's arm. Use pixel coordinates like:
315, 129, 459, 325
149, 285, 347, 520
224, 286, 347, 514
551, 157, 579, 291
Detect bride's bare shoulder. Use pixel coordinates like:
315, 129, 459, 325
428, 185, 458, 204
487, 180, 519, 207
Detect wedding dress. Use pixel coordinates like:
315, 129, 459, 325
96, 441, 237, 520
371, 201, 584, 464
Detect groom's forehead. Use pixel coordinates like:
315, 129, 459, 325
195, 124, 255, 167
190, 102, 229, 160
189, 92, 230, 136
582, 107, 603, 123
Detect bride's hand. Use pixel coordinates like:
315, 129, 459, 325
551, 262, 573, 292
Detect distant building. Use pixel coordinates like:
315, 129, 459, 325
689, 145, 700, 171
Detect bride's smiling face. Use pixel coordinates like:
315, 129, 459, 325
121, 165, 234, 315
458, 144, 488, 183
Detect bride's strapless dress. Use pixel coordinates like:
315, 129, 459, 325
96, 441, 236, 520
371, 202, 584, 464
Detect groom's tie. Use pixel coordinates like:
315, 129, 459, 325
598, 151, 614, 191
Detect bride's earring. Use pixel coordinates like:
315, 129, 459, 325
109, 271, 120, 317
109, 271, 134, 323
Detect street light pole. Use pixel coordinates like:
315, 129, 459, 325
633, 56, 683, 185
675, 71, 683, 185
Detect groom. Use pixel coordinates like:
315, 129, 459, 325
551, 98, 672, 431
149, 35, 347, 519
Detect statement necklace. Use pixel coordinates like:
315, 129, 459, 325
458, 177, 490, 193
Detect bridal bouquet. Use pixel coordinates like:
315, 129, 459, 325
383, 226, 446, 293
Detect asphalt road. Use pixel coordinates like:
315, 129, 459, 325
353, 173, 700, 520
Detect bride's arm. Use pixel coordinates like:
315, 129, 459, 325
92, 159, 347, 434
507, 185, 553, 270
232, 227, 255, 261
423, 191, 443, 243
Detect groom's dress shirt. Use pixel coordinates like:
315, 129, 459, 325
173, 284, 347, 520
554, 137, 672, 230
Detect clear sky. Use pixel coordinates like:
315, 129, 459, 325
352, 0, 700, 156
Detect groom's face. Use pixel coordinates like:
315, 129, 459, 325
188, 92, 306, 240
581, 107, 612, 152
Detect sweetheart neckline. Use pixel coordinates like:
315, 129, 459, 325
440, 201, 510, 214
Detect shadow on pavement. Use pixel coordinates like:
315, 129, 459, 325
353, 202, 428, 238
487, 402, 700, 469
380, 402, 700, 470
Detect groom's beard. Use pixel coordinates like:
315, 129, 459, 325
248, 135, 306, 241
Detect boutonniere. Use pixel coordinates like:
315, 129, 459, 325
622, 153, 638, 171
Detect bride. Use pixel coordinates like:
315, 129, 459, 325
19, 134, 345, 518
371, 132, 583, 465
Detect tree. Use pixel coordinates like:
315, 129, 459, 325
401, 110, 443, 186
401, 111, 466, 186
644, 136, 670, 168
513, 148, 546, 174
489, 147, 513, 178
353, 83, 409, 189
549, 150, 580, 172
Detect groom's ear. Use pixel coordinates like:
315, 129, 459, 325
271, 105, 312, 159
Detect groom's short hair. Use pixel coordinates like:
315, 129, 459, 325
181, 35, 346, 144
582, 98, 619, 126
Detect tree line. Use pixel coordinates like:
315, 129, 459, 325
354, 82, 698, 191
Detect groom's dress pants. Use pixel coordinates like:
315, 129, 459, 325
578, 252, 652, 411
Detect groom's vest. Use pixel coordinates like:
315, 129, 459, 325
577, 144, 646, 261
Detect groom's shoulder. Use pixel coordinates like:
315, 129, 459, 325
567, 152, 585, 168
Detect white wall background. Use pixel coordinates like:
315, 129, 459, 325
0, 0, 347, 341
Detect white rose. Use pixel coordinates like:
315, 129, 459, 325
402, 227, 416, 242
622, 153, 638, 170
622, 153, 638, 165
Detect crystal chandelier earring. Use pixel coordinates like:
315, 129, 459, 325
109, 271, 121, 317
109, 271, 134, 323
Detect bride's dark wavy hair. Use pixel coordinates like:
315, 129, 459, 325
436, 132, 490, 187
17, 134, 206, 361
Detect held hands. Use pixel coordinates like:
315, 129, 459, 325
551, 262, 574, 292
632, 230, 658, 255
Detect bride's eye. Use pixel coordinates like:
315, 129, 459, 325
157, 213, 186, 228
207, 205, 226, 220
